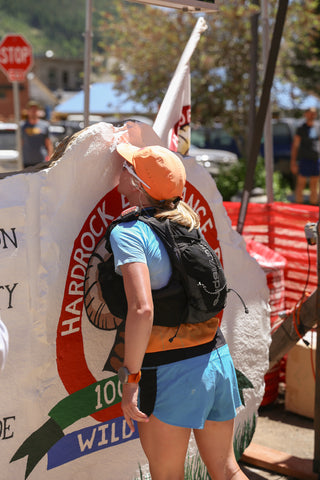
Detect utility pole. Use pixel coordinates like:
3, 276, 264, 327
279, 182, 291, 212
83, 0, 93, 128
246, 1, 259, 160
237, 0, 288, 234
262, 0, 274, 204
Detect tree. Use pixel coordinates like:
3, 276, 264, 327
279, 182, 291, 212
275, 0, 320, 105
98, 1, 258, 144
98, 1, 320, 144
0, 0, 118, 58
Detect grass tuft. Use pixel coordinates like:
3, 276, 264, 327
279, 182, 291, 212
134, 454, 211, 480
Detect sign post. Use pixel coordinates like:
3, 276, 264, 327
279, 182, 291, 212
0, 34, 33, 170
12, 82, 23, 170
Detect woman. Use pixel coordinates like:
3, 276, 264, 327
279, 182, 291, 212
110, 143, 248, 480
290, 107, 320, 205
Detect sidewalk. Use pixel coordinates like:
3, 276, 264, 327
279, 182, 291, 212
239, 391, 316, 480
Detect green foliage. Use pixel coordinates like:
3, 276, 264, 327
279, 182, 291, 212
98, 1, 257, 141
1, 0, 320, 132
135, 455, 211, 480
0, 0, 116, 57
215, 158, 247, 201
233, 413, 256, 460
215, 157, 292, 202
184, 455, 211, 480
97, 0, 320, 143
276, 0, 320, 100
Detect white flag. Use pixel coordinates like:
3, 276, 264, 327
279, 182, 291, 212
153, 16, 207, 155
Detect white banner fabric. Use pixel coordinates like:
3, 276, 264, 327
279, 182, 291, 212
153, 17, 207, 154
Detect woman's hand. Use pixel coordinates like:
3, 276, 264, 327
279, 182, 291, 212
121, 383, 149, 432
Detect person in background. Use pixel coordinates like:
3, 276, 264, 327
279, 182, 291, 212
108, 143, 248, 480
0, 316, 9, 371
290, 107, 320, 205
21, 100, 53, 168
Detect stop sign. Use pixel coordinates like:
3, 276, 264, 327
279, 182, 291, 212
0, 34, 33, 82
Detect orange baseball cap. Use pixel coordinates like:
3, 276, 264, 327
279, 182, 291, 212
116, 143, 186, 201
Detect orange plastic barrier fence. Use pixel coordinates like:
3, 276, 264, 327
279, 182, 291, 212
223, 202, 319, 310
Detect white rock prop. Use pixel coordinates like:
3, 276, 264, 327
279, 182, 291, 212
0, 121, 270, 479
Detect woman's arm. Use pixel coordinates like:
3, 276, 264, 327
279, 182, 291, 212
119, 261, 153, 431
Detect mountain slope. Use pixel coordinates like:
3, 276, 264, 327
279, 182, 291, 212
0, 0, 117, 58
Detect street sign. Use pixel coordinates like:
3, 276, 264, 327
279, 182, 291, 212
0, 34, 33, 82
125, 0, 218, 12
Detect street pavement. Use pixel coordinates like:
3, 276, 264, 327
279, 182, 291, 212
239, 388, 315, 480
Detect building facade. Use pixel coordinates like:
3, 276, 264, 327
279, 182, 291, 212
33, 56, 83, 92
0, 71, 29, 122
0, 56, 83, 121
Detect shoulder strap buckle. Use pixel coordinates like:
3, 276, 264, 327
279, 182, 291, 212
120, 206, 141, 221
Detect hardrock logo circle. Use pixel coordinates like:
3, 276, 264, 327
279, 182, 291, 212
56, 183, 223, 423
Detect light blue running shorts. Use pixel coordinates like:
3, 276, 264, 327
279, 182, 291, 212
139, 343, 242, 429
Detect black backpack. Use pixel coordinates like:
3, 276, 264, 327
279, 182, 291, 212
100, 207, 228, 326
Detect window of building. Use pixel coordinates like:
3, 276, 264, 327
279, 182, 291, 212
48, 69, 57, 90
62, 71, 69, 90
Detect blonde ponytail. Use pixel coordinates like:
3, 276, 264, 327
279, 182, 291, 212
142, 190, 200, 230
155, 200, 200, 230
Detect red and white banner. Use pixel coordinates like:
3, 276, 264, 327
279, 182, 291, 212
153, 16, 207, 155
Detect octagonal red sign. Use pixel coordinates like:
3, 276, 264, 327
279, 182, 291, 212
0, 34, 33, 82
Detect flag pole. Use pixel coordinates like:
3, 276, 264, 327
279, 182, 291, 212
153, 17, 207, 144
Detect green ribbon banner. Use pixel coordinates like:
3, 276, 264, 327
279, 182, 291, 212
11, 375, 121, 479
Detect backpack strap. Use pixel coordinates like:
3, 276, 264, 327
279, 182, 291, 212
104, 207, 196, 299
136, 216, 193, 299
104, 206, 145, 252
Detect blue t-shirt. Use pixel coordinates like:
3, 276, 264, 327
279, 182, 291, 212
296, 123, 319, 162
110, 220, 171, 290
21, 119, 50, 167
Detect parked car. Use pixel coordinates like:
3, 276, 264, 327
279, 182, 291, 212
188, 144, 238, 177
49, 121, 83, 147
260, 118, 298, 177
0, 123, 19, 173
190, 124, 241, 158
189, 124, 240, 177
0, 121, 83, 174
